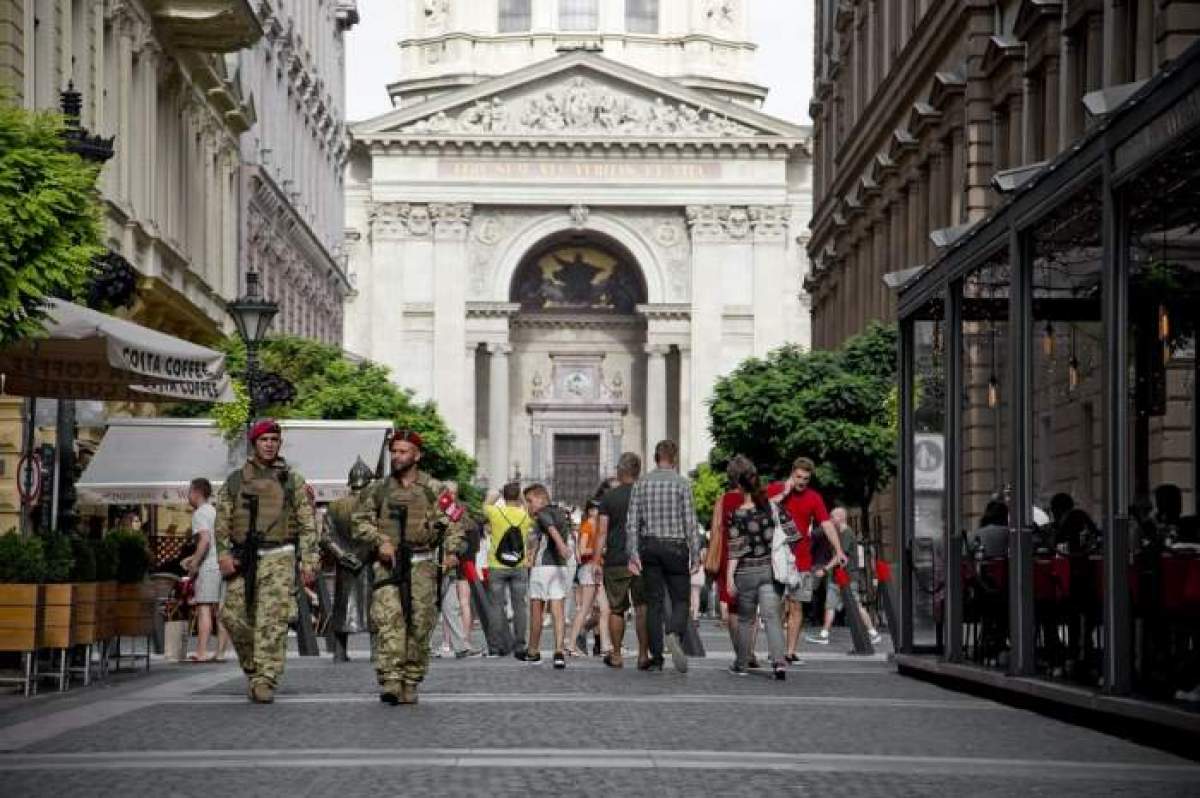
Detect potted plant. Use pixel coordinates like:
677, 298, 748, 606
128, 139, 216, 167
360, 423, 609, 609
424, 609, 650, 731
0, 532, 47, 695
37, 535, 75, 651
93, 537, 119, 642
68, 536, 98, 649
110, 530, 155, 637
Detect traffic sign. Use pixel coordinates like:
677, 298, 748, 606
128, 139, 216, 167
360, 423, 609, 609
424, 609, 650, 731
16, 454, 42, 505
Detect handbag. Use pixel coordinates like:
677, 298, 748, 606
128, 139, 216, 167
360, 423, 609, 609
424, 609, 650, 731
703, 515, 725, 577
770, 501, 803, 588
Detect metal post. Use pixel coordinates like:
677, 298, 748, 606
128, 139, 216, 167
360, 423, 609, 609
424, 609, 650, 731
945, 284, 964, 661
1102, 154, 1132, 694
1008, 226, 1036, 677
897, 318, 916, 653
20, 398, 36, 534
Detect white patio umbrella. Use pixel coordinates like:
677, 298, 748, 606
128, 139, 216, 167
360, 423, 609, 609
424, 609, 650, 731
0, 298, 234, 403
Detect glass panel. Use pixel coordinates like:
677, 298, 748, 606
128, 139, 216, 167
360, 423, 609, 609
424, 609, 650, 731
960, 250, 1012, 670
1029, 183, 1106, 686
499, 0, 532, 32
1125, 139, 1200, 705
912, 297, 946, 651
626, 0, 659, 33
560, 0, 599, 30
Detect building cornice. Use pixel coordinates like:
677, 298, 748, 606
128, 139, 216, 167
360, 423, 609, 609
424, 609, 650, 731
356, 135, 805, 158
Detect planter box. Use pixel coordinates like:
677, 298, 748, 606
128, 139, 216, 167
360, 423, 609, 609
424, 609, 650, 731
71, 583, 99, 645
0, 584, 45, 652
97, 581, 119, 639
38, 584, 75, 650
115, 582, 156, 637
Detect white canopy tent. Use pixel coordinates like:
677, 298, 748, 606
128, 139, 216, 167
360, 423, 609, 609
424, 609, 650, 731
78, 418, 392, 504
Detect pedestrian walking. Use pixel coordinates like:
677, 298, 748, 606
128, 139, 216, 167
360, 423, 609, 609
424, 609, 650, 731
566, 499, 612, 657
320, 457, 375, 662
806, 507, 883, 647
483, 482, 533, 657
180, 477, 229, 662
215, 419, 320, 703
438, 481, 481, 658
767, 456, 848, 663
352, 430, 467, 705
627, 440, 701, 674
523, 483, 573, 669
725, 461, 794, 680
597, 452, 649, 669
706, 456, 761, 666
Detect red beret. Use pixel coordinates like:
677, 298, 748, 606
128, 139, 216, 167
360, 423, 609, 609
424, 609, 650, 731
248, 419, 281, 443
392, 429, 423, 449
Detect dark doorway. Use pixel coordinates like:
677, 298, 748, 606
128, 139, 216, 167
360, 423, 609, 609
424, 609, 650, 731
552, 434, 600, 509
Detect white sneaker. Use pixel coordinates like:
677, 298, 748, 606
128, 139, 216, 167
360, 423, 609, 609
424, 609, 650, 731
868, 630, 883, 645
805, 630, 830, 645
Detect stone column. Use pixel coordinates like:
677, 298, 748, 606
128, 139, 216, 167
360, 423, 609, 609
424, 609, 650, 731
678, 346, 692, 470
685, 206, 728, 465
432, 203, 473, 447
487, 343, 511, 487
645, 344, 669, 455
462, 344, 478, 457
750, 205, 791, 357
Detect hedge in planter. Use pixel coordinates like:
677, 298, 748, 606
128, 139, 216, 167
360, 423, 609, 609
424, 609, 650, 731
69, 537, 98, 645
0, 534, 46, 653
38, 535, 75, 650
92, 538, 118, 640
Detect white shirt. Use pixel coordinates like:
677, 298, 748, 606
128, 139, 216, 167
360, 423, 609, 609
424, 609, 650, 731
192, 502, 218, 572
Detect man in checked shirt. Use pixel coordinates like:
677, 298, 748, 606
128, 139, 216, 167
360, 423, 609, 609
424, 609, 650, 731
627, 440, 701, 673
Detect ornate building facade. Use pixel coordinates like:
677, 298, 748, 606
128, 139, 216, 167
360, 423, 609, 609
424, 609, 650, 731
806, 0, 1192, 349
345, 1, 813, 499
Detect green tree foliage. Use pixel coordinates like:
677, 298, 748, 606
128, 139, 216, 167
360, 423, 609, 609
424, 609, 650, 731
690, 463, 725, 530
708, 322, 899, 516
0, 533, 46, 583
167, 335, 478, 495
0, 99, 104, 345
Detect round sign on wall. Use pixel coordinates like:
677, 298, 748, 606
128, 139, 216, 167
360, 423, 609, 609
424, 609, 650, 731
16, 454, 42, 505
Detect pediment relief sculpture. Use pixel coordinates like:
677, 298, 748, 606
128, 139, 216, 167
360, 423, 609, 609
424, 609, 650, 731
402, 77, 758, 137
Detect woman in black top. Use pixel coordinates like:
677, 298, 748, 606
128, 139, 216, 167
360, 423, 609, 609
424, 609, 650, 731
725, 462, 793, 680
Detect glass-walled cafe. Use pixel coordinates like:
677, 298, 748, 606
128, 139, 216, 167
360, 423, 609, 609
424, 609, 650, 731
894, 45, 1200, 732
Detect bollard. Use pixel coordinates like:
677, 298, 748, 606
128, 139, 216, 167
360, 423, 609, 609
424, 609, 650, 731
836, 567, 874, 656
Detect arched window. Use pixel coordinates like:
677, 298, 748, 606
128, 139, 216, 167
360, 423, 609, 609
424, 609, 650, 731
560, 0, 599, 31
512, 243, 646, 314
626, 0, 659, 33
499, 0, 532, 32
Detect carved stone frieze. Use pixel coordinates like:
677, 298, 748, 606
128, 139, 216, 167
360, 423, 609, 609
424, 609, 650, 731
686, 205, 755, 242
403, 77, 758, 138
431, 202, 474, 239
369, 202, 433, 239
749, 205, 792, 240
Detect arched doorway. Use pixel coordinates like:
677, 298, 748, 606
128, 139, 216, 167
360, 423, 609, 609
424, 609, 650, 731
503, 232, 648, 507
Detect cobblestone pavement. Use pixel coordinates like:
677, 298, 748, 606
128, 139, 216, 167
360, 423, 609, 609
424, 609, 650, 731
0, 624, 1197, 797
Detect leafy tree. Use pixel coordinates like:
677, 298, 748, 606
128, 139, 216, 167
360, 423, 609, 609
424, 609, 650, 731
690, 463, 725, 530
166, 335, 478, 498
0, 99, 104, 345
707, 323, 899, 518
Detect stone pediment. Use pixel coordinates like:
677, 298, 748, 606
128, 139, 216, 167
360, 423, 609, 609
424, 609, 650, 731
354, 52, 808, 142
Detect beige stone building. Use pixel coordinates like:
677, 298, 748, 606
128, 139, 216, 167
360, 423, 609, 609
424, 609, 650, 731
0, 0, 359, 532
806, 0, 1192, 350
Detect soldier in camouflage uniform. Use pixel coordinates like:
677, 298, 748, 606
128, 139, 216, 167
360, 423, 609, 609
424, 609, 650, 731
215, 419, 319, 704
321, 457, 375, 662
352, 430, 466, 705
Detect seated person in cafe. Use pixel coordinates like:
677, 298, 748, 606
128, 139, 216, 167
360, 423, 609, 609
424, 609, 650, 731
970, 500, 1010, 559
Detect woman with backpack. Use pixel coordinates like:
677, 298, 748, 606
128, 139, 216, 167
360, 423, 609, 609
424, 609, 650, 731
483, 482, 534, 658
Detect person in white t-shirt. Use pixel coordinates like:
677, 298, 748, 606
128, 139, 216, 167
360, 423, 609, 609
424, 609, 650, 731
181, 477, 230, 662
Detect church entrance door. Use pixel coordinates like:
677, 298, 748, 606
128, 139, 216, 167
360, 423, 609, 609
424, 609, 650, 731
553, 434, 600, 508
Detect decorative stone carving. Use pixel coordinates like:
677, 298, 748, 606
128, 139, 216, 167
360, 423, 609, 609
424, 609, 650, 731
530, 370, 547, 400
569, 204, 589, 228
685, 205, 758, 241
704, 0, 738, 30
403, 77, 758, 137
474, 215, 502, 246
423, 0, 449, 31
654, 220, 682, 248
726, 207, 750, 239
749, 205, 792, 240
600, 370, 625, 401
431, 202, 473, 238
369, 202, 433, 238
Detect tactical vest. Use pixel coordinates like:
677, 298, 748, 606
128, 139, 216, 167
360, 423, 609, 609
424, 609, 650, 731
372, 474, 441, 550
226, 461, 296, 544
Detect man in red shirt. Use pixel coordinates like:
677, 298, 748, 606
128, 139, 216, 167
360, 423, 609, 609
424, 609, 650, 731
767, 456, 848, 662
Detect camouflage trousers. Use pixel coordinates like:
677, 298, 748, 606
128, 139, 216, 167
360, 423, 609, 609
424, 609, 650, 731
221, 551, 297, 690
370, 559, 438, 686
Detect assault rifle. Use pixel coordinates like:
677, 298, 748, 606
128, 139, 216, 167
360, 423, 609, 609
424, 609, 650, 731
231, 494, 261, 622
373, 504, 414, 638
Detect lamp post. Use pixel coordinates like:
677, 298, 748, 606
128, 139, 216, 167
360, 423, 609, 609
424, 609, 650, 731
227, 270, 279, 423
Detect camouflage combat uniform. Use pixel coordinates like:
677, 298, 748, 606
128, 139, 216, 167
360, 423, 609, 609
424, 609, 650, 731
215, 456, 319, 693
352, 471, 464, 694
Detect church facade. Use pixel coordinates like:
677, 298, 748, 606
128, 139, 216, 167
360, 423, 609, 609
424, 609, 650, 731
344, 1, 813, 502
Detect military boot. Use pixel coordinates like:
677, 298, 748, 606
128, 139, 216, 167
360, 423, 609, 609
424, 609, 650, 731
250, 683, 274, 704
399, 681, 419, 705
379, 681, 403, 705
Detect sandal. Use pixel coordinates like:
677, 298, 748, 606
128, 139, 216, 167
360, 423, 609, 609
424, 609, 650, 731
566, 647, 586, 658
186, 653, 212, 663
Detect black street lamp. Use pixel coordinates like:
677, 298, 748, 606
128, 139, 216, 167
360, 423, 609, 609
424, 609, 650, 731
227, 270, 279, 422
